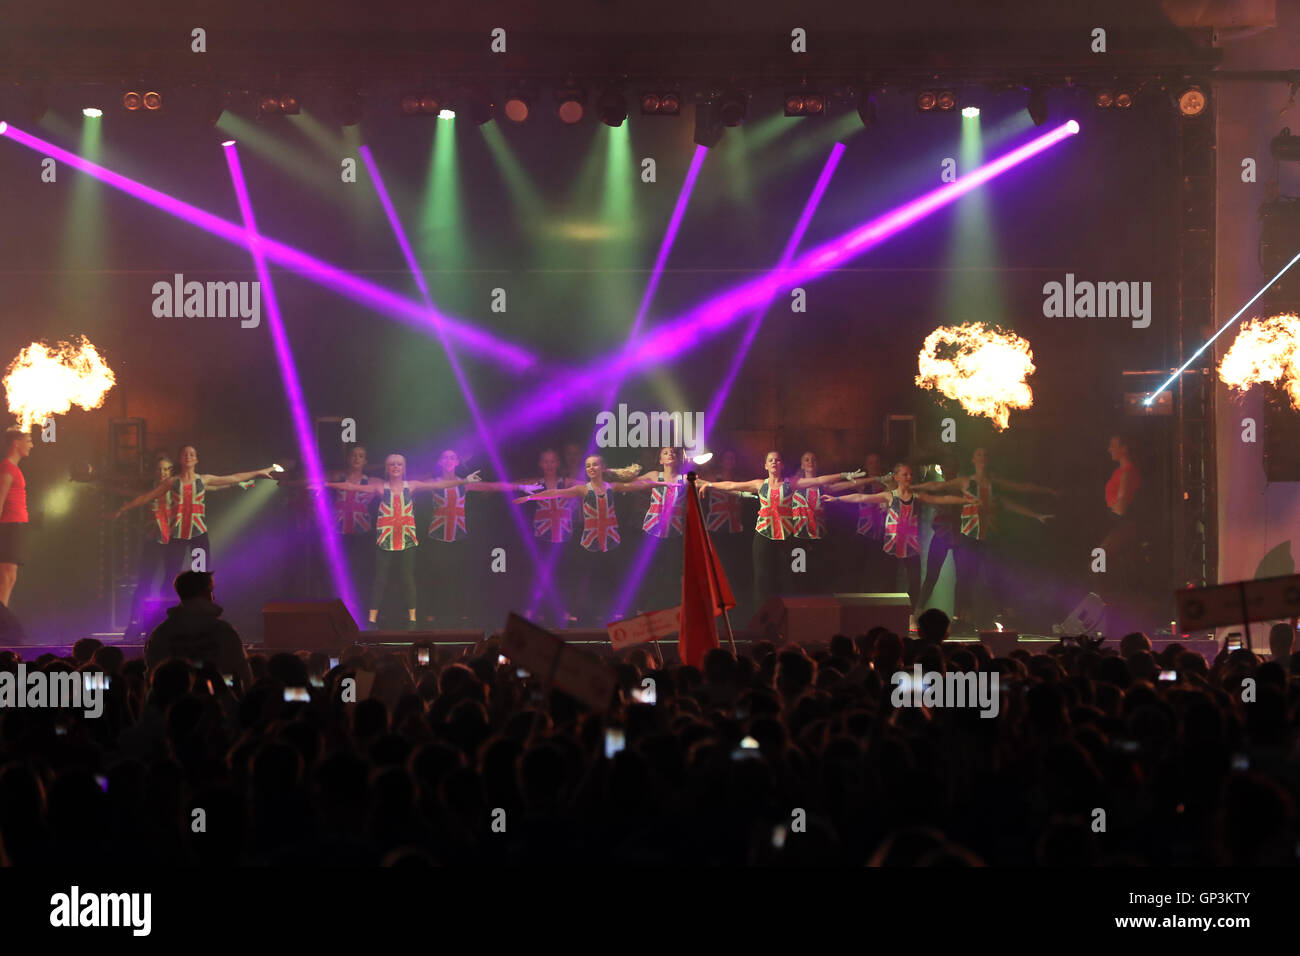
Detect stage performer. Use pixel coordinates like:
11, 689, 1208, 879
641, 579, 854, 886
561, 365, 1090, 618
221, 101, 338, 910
110, 445, 277, 574
626, 446, 690, 612
828, 451, 894, 595
514, 455, 658, 626
792, 451, 835, 594
0, 429, 34, 608
1100, 434, 1140, 579
699, 452, 863, 614
825, 462, 970, 616
321, 453, 480, 630
913, 446, 1054, 629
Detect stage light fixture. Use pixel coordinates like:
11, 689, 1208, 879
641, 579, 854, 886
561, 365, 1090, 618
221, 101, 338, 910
504, 91, 531, 122
401, 93, 441, 116
962, 106, 980, 118
278, 93, 300, 114
332, 90, 362, 126
1115, 90, 1134, 109
556, 87, 585, 124
438, 108, 455, 120
936, 90, 957, 111
917, 90, 938, 111
597, 88, 628, 127
1027, 88, 1048, 126
123, 90, 143, 111
198, 88, 227, 126
1095, 90, 1114, 109
856, 91, 878, 127
1177, 84, 1207, 117
258, 93, 281, 115
459, 87, 494, 125
82, 107, 102, 118
693, 99, 725, 147
640, 90, 681, 115
784, 91, 825, 117
717, 89, 748, 126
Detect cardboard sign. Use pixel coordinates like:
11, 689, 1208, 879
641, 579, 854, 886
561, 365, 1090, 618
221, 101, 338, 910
607, 606, 680, 650
502, 613, 617, 711
1177, 574, 1300, 631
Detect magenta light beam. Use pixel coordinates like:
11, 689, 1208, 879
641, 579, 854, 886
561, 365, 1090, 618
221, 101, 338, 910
358, 144, 561, 619
609, 142, 846, 620
223, 143, 362, 621
0, 122, 536, 372
480, 120, 1081, 446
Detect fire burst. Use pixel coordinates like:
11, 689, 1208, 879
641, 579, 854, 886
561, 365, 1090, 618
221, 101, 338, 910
1218, 314, 1300, 408
915, 323, 1035, 430
3, 337, 116, 429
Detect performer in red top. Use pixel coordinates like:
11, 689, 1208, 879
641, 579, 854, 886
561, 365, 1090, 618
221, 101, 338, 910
323, 453, 480, 629
1101, 433, 1141, 579
700, 451, 862, 615
0, 429, 34, 607
110, 445, 276, 574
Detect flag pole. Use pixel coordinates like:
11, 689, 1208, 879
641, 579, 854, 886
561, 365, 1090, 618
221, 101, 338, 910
688, 472, 737, 656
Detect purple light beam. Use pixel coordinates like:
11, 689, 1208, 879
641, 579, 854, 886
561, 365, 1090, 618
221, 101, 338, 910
467, 120, 1080, 447
223, 143, 362, 621
358, 144, 562, 621
0, 122, 536, 372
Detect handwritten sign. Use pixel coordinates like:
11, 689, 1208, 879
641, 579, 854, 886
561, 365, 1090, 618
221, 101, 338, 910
607, 606, 680, 650
1177, 574, 1300, 631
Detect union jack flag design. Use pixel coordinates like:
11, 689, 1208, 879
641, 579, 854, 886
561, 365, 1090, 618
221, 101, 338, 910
335, 480, 372, 535
960, 479, 990, 540
580, 485, 621, 552
533, 492, 574, 543
793, 486, 827, 539
642, 475, 686, 538
883, 494, 920, 558
149, 493, 171, 544
376, 483, 418, 552
705, 487, 743, 534
428, 487, 468, 542
171, 477, 207, 540
855, 481, 886, 538
756, 479, 796, 541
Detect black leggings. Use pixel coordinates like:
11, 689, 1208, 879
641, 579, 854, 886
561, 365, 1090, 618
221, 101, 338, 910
955, 534, 997, 623
166, 533, 211, 574
752, 534, 792, 612
884, 552, 922, 612
372, 547, 417, 614
918, 527, 956, 610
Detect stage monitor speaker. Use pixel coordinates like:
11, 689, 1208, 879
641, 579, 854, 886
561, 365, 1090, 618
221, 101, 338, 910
0, 603, 29, 645
750, 596, 842, 644
262, 599, 358, 651
833, 593, 913, 640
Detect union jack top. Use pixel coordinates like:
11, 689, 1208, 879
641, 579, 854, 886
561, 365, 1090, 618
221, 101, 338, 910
960, 477, 994, 540
533, 478, 575, 543
883, 493, 920, 558
335, 477, 372, 535
376, 482, 418, 552
581, 483, 621, 552
428, 486, 468, 543
170, 477, 207, 540
793, 485, 828, 539
756, 479, 797, 541
148, 493, 172, 544
706, 487, 743, 534
642, 473, 687, 538
856, 481, 886, 538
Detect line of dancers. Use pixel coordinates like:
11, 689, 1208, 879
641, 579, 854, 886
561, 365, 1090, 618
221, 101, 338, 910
103, 439, 1064, 635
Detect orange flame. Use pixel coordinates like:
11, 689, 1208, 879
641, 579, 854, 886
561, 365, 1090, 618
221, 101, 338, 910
1218, 314, 1300, 408
915, 323, 1035, 431
3, 337, 116, 430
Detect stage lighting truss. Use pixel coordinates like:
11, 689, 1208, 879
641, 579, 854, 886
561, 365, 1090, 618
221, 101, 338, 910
640, 90, 682, 115
257, 92, 300, 116
123, 89, 163, 112
917, 89, 957, 112
400, 92, 442, 116
784, 90, 826, 117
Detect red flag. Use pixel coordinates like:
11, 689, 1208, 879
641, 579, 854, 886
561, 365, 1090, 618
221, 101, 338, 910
679, 473, 736, 668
